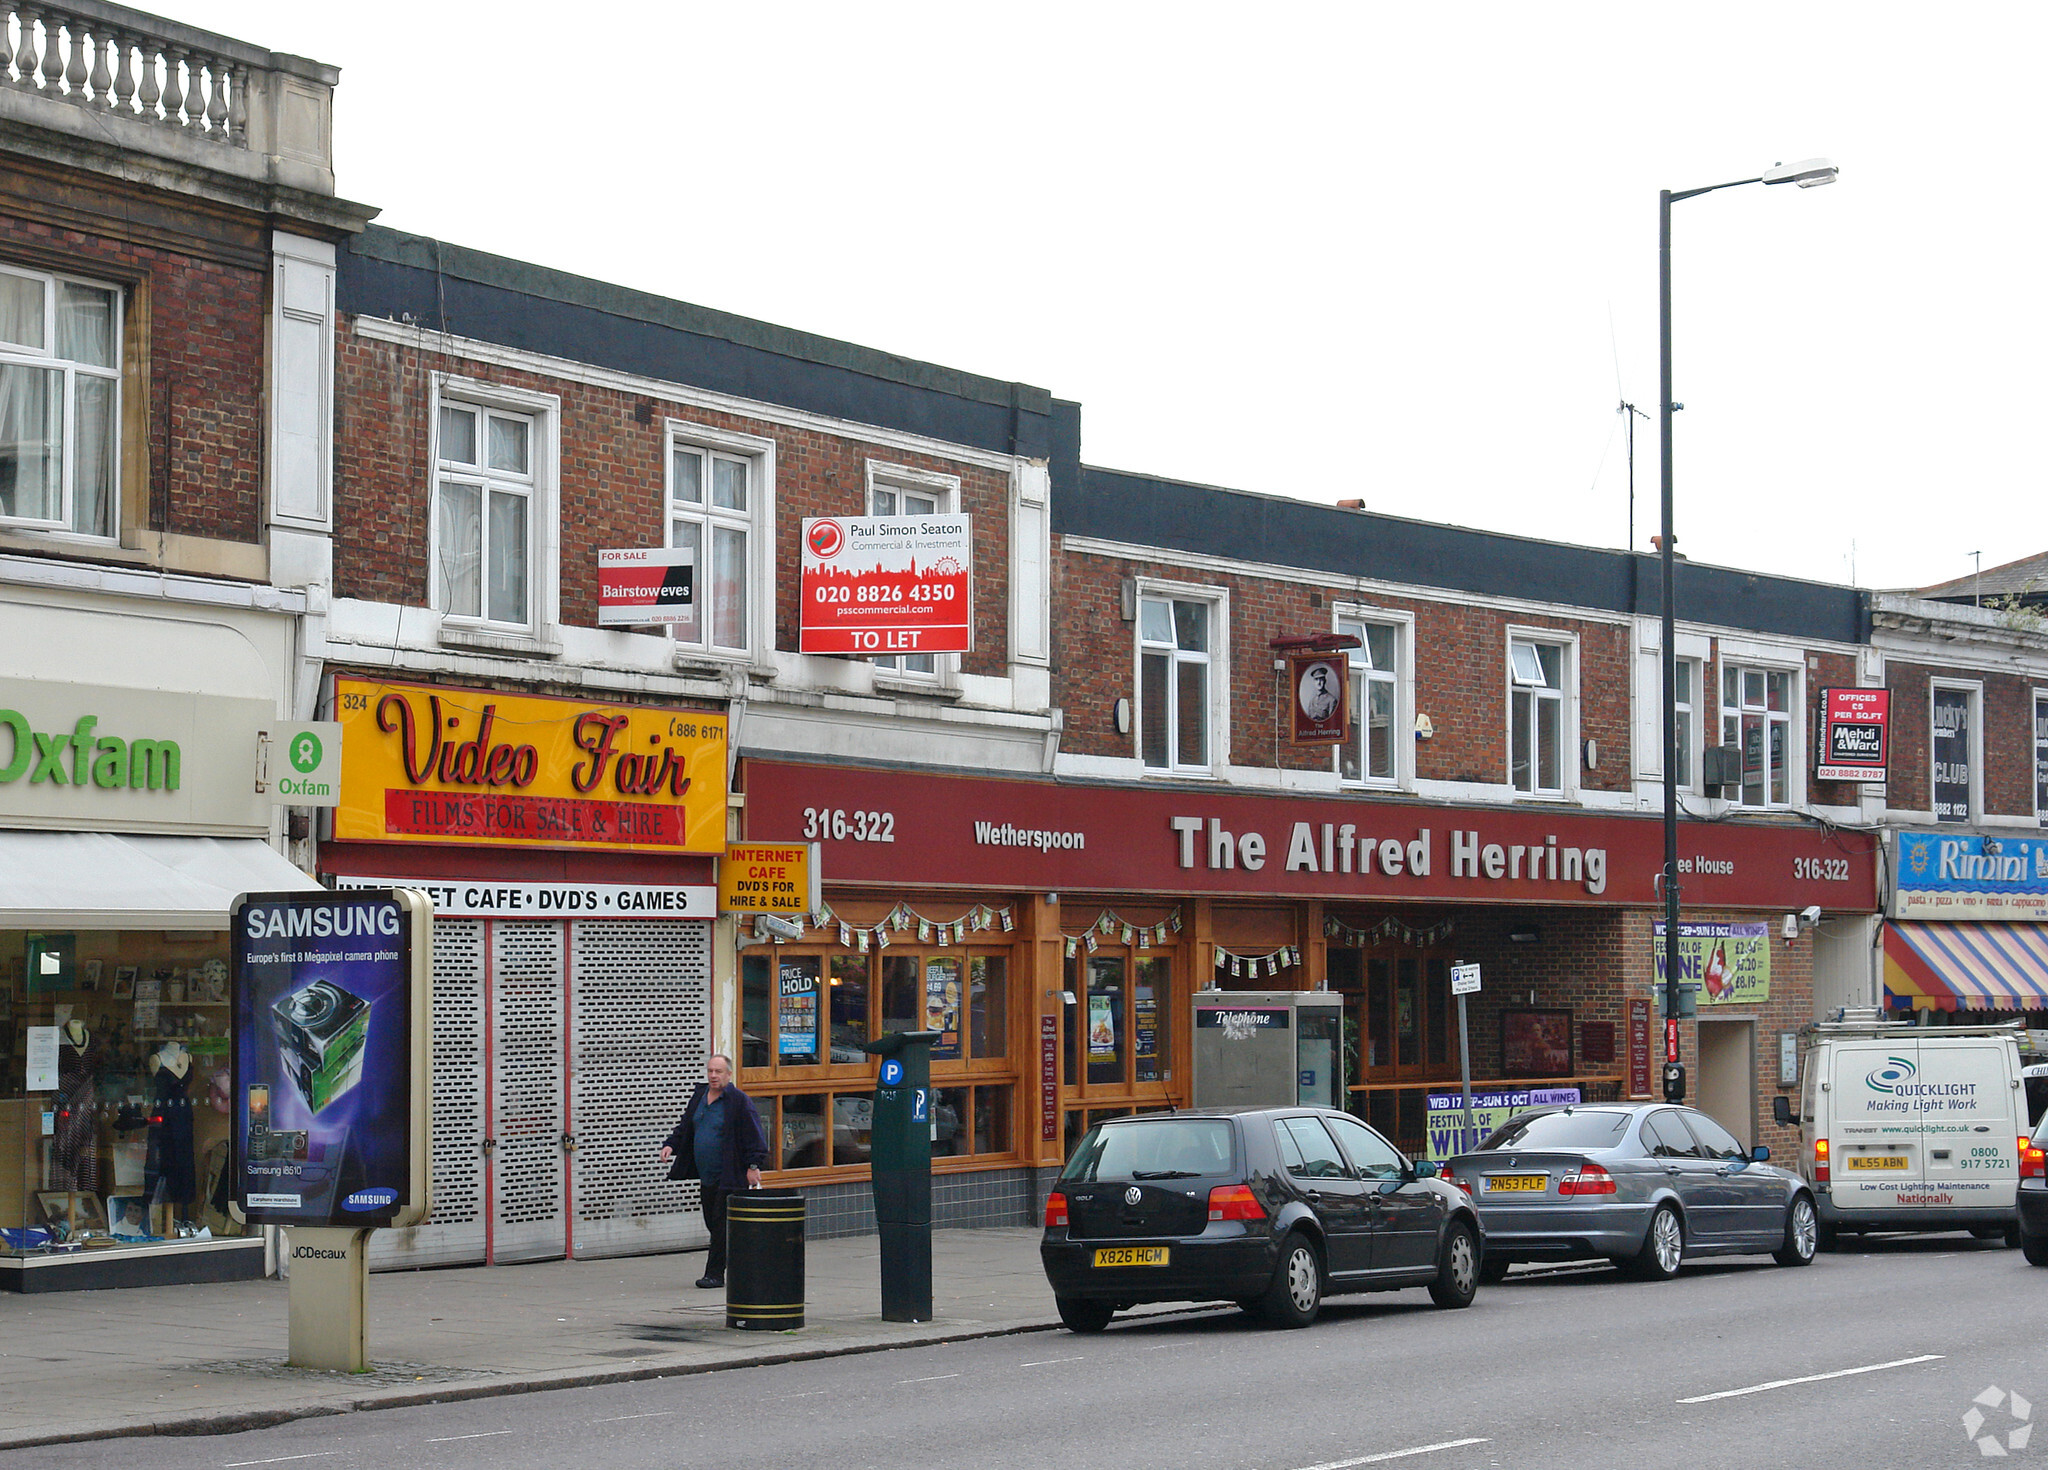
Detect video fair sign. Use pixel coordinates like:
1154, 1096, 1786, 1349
799, 515, 972, 656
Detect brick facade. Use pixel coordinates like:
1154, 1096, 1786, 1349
1886, 660, 2044, 819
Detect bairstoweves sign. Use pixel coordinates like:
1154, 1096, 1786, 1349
331, 677, 728, 854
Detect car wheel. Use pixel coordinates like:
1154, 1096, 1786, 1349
1429, 1221, 1480, 1308
1773, 1193, 1818, 1267
1257, 1232, 1323, 1328
1055, 1296, 1114, 1334
1479, 1254, 1513, 1285
2022, 1229, 2048, 1268
1626, 1204, 1684, 1281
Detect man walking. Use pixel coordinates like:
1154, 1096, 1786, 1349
660, 1053, 768, 1288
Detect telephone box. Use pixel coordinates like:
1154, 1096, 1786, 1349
1193, 991, 1345, 1110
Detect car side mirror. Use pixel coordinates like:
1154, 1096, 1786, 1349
1771, 1095, 1794, 1127
1751, 1144, 1771, 1163
1409, 1159, 1441, 1180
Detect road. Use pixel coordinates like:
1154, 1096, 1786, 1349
7, 1235, 2042, 1470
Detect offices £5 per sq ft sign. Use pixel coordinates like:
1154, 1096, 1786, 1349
332, 677, 728, 855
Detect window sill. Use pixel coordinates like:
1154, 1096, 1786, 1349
437, 623, 563, 659
872, 675, 964, 702
670, 648, 762, 678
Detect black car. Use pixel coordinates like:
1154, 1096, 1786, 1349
1039, 1106, 1483, 1331
2018, 1115, 2048, 1265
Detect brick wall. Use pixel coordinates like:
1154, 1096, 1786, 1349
336, 324, 1014, 673
0, 213, 266, 545
1053, 541, 1633, 788
1886, 661, 2043, 819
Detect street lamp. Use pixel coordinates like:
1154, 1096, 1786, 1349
1658, 158, 1837, 1103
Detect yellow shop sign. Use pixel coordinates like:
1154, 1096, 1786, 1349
333, 678, 727, 855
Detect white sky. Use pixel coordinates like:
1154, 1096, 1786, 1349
176, 1, 2045, 592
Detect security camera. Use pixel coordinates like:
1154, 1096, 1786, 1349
1782, 914, 1801, 941
754, 912, 804, 940
1800, 904, 1823, 926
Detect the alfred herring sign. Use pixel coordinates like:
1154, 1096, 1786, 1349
743, 760, 1880, 911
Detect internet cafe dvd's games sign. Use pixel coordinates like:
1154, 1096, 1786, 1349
799, 515, 972, 656
232, 889, 432, 1228
331, 678, 728, 854
1815, 687, 1890, 784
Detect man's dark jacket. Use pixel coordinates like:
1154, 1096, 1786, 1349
664, 1082, 770, 1191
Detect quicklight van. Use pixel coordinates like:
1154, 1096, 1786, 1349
1775, 1009, 2026, 1248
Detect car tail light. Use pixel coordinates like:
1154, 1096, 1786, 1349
1448, 1175, 1475, 1196
1207, 1184, 1267, 1221
2022, 1140, 2046, 1181
1557, 1162, 1616, 1197
1044, 1191, 1069, 1228
1814, 1138, 1830, 1184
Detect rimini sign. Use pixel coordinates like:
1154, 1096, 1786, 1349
332, 677, 728, 855
0, 676, 271, 835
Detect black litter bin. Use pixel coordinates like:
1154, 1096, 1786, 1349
725, 1189, 805, 1330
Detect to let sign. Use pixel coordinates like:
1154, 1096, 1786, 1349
1815, 687, 1890, 784
799, 515, 972, 656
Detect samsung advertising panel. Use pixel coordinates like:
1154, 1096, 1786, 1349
232, 889, 432, 1229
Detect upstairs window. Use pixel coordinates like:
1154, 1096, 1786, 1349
1509, 637, 1567, 794
868, 473, 952, 678
0, 263, 120, 537
668, 436, 754, 656
433, 400, 535, 627
1672, 658, 1699, 789
1721, 665, 1794, 807
1339, 619, 1402, 784
1140, 594, 1214, 773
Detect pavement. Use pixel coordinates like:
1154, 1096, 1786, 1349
0, 1226, 1106, 1451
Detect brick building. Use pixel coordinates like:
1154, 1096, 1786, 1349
0, 6, 370, 1287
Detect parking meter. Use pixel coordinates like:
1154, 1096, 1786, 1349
863, 1030, 941, 1322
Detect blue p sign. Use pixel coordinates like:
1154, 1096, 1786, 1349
880, 1058, 904, 1087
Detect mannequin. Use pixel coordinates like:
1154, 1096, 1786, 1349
49, 1005, 101, 1194
144, 1040, 196, 1220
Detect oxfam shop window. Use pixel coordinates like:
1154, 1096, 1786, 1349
739, 915, 1019, 1176
3, 932, 243, 1260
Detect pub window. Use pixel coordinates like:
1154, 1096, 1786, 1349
1064, 950, 1173, 1093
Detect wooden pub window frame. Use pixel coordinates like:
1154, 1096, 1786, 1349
738, 940, 1024, 1182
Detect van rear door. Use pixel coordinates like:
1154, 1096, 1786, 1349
1828, 1042, 1925, 1213
1916, 1039, 2019, 1211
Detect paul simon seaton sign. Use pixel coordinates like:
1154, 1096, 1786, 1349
333, 678, 727, 854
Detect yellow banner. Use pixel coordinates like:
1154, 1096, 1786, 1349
718, 842, 819, 914
333, 678, 727, 855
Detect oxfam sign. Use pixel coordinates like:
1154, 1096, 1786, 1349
0, 710, 182, 792
266, 721, 343, 807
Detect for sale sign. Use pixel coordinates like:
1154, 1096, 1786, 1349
1816, 687, 1890, 783
597, 547, 694, 626
799, 516, 972, 656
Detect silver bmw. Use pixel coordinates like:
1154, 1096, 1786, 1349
1442, 1103, 1818, 1281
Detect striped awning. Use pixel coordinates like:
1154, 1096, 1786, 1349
1883, 921, 2048, 1012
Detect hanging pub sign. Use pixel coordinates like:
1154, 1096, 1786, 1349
1287, 653, 1349, 745
799, 515, 972, 656
331, 677, 728, 855
233, 888, 432, 1229
1815, 687, 1890, 784
596, 547, 695, 626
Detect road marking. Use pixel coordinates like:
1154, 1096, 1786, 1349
898, 1373, 960, 1384
1019, 1356, 1087, 1368
1678, 1354, 1945, 1404
589, 1411, 677, 1423
224, 1456, 336, 1468
425, 1431, 516, 1442
1292, 1437, 1491, 1469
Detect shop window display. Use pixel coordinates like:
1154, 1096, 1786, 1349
3, 933, 242, 1257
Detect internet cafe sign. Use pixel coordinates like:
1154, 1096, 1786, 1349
331, 677, 728, 854
799, 515, 972, 656
0, 676, 270, 834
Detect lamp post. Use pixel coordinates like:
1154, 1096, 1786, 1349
1658, 158, 1837, 1103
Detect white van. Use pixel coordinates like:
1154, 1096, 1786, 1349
1775, 1010, 2026, 1248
